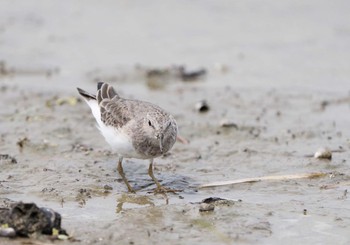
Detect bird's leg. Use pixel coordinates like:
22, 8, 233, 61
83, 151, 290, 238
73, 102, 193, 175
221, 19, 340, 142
148, 159, 180, 194
117, 157, 135, 193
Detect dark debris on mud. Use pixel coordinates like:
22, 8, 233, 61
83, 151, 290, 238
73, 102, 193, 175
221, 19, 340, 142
0, 202, 67, 238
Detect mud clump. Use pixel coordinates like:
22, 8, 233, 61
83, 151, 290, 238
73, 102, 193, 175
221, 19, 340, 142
199, 197, 237, 212
199, 203, 215, 212
0, 154, 17, 164
0, 202, 67, 237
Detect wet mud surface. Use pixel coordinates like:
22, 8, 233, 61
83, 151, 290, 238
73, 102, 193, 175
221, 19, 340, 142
1, 1, 350, 244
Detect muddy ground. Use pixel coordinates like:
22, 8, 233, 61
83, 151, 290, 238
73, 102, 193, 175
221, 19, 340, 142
1, 1, 350, 244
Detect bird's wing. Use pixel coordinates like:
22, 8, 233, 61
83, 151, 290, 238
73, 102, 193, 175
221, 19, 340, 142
99, 100, 135, 128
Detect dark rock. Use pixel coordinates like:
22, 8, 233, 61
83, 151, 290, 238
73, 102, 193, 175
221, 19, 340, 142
195, 100, 210, 112
179, 67, 206, 81
202, 197, 226, 203
0, 202, 67, 237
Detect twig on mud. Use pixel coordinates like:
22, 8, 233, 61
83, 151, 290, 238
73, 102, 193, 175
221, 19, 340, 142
199, 172, 327, 188
22, 241, 54, 245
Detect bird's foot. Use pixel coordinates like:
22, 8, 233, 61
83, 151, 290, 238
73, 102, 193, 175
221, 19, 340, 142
127, 188, 136, 194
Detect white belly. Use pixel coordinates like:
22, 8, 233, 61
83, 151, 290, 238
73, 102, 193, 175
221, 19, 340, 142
85, 98, 146, 159
99, 124, 144, 159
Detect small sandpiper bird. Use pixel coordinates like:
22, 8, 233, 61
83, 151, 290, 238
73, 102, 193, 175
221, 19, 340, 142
77, 82, 178, 193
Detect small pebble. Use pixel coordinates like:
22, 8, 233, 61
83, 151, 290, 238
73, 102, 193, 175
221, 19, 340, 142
104, 184, 113, 190
314, 147, 332, 160
180, 68, 206, 81
199, 203, 215, 212
219, 119, 238, 128
195, 100, 209, 113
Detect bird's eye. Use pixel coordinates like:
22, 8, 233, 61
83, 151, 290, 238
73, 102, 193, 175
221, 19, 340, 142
148, 120, 152, 127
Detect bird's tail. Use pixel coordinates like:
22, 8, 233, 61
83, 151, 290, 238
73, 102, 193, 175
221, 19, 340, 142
77, 87, 96, 100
